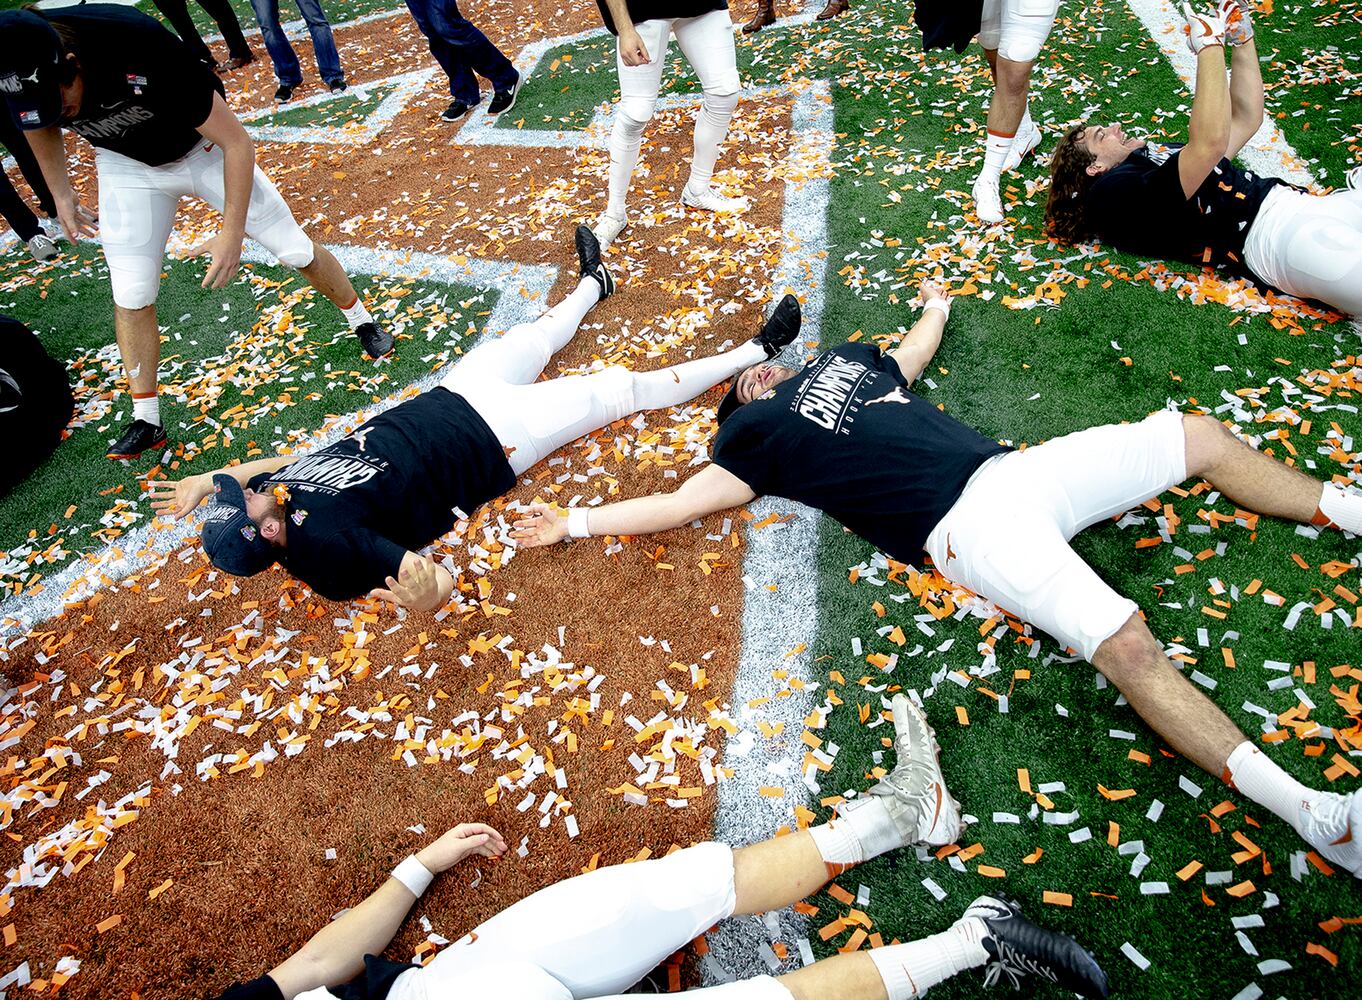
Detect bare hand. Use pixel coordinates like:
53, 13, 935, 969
186, 231, 245, 290
55, 193, 98, 243
147, 474, 214, 520
369, 555, 443, 611
1182, 3, 1228, 54
919, 278, 950, 304
416, 822, 508, 874
618, 27, 650, 66
510, 503, 569, 547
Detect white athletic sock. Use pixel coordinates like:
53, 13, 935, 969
339, 296, 373, 330
687, 91, 739, 192
808, 796, 901, 867
630, 338, 766, 411
132, 393, 160, 427
534, 280, 601, 353
606, 117, 645, 219
1225, 742, 1319, 835
1318, 483, 1362, 534
868, 918, 989, 1000
980, 129, 1013, 182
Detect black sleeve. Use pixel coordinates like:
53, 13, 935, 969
296, 529, 408, 602
213, 975, 285, 1000
1087, 153, 1187, 239
710, 412, 771, 498
134, 19, 224, 129
838, 341, 910, 389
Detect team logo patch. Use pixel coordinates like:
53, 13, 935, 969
18, 110, 40, 125
126, 74, 148, 87
240, 524, 258, 542
290, 509, 309, 526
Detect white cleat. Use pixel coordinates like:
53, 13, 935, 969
843, 693, 962, 847
591, 211, 627, 249
681, 182, 750, 214
1301, 788, 1362, 877
1002, 120, 1042, 174
972, 173, 1004, 224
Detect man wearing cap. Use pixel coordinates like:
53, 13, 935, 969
149, 229, 801, 610
513, 276, 1362, 880
0, 5, 392, 463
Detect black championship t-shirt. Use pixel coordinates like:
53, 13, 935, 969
249, 389, 515, 602
48, 5, 224, 166
214, 955, 418, 1000
1085, 142, 1286, 274
711, 343, 1010, 561
596, 1, 728, 33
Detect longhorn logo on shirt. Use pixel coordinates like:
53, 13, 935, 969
350, 428, 372, 452
867, 387, 912, 407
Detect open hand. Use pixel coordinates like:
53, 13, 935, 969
186, 231, 245, 290
1182, 3, 1228, 54
416, 822, 508, 874
370, 554, 443, 610
55, 194, 98, 243
147, 473, 214, 520
618, 27, 651, 66
510, 503, 569, 547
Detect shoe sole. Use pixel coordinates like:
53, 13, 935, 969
107, 441, 167, 460
890, 694, 963, 844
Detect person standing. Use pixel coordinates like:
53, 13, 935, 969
402, 0, 520, 122
150, 0, 256, 73
248, 0, 347, 102
0, 6, 392, 462
592, 1, 748, 249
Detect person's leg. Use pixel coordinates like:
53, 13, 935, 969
290, 0, 344, 84
600, 18, 671, 226
404, 0, 465, 99
0, 167, 42, 242
150, 0, 217, 65
249, 0, 303, 85
197, 0, 255, 61
428, 0, 518, 93
1246, 188, 1362, 316
673, 10, 743, 203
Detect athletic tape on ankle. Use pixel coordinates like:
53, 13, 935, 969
923, 297, 951, 318
567, 508, 591, 539
391, 856, 434, 897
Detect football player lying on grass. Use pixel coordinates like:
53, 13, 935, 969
1046, 0, 1362, 316
515, 277, 1362, 877
214, 696, 1109, 1000
148, 227, 799, 610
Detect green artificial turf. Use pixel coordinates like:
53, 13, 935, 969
248, 81, 395, 128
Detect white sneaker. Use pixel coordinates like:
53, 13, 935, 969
27, 234, 58, 262
1301, 789, 1362, 877
591, 211, 627, 249
681, 182, 750, 214
972, 172, 1004, 224
1002, 120, 1042, 174
39, 216, 64, 240
1346, 164, 1362, 191
843, 693, 962, 847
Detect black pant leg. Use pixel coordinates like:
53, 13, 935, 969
150, 0, 217, 64
197, 0, 255, 60
0, 116, 56, 218
0, 168, 41, 242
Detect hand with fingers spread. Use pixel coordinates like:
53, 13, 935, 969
416, 822, 508, 874
617, 26, 650, 66
510, 502, 569, 547
918, 277, 950, 306
147, 473, 214, 520
186, 230, 246, 290
54, 193, 98, 244
369, 553, 444, 610
1218, 0, 1254, 45
1182, 2, 1228, 54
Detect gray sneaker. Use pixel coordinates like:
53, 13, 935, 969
27, 234, 58, 262
843, 693, 962, 847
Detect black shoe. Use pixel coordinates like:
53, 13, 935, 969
971, 896, 1109, 999
488, 76, 519, 116
355, 320, 393, 359
218, 53, 255, 71
107, 418, 167, 461
574, 224, 615, 300
440, 99, 473, 122
327, 78, 347, 94
274, 83, 295, 103
753, 293, 800, 358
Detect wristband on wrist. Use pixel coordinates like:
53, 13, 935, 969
391, 856, 434, 897
567, 508, 591, 539
923, 297, 951, 318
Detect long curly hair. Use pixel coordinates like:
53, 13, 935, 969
1045, 125, 1098, 244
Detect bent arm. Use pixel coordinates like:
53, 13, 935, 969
1179, 46, 1232, 198
196, 93, 255, 240
1225, 34, 1264, 159
578, 464, 756, 538
23, 127, 74, 203
890, 302, 949, 385
603, 0, 634, 32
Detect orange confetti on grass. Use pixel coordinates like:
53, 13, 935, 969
1042, 891, 1073, 907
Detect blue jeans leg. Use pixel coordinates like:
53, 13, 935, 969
248, 0, 302, 85
428, 0, 519, 95
292, 0, 344, 83
404, 0, 464, 98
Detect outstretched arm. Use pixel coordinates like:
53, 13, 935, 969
512, 464, 757, 546
146, 453, 298, 520
1178, 4, 1231, 198
1222, 0, 1264, 159
268, 823, 506, 999
889, 279, 951, 385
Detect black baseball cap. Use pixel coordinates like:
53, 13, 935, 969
715, 378, 744, 425
0, 10, 65, 130
201, 474, 278, 577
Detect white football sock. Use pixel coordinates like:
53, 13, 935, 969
868, 918, 989, 999
1318, 483, 1362, 534
808, 796, 901, 867
630, 338, 766, 411
339, 295, 373, 330
687, 90, 739, 192
980, 129, 1013, 182
1225, 742, 1319, 835
132, 393, 160, 427
606, 114, 646, 219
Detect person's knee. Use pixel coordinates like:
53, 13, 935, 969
112, 280, 160, 312
1090, 612, 1161, 681
700, 85, 740, 121
595, 365, 637, 420
1181, 413, 1235, 479
616, 95, 657, 134
275, 233, 316, 269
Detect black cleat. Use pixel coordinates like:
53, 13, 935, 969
327, 78, 348, 94
488, 76, 519, 116
575, 224, 615, 300
753, 293, 800, 358
970, 896, 1109, 999
273, 83, 294, 103
440, 99, 472, 122
355, 320, 394, 359
107, 418, 167, 461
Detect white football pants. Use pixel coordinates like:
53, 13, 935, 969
1243, 184, 1362, 316
978, 0, 1061, 62
440, 280, 765, 475
384, 842, 793, 999
606, 8, 742, 216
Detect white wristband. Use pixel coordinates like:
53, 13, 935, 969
923, 297, 951, 318
567, 508, 591, 539
391, 856, 434, 897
